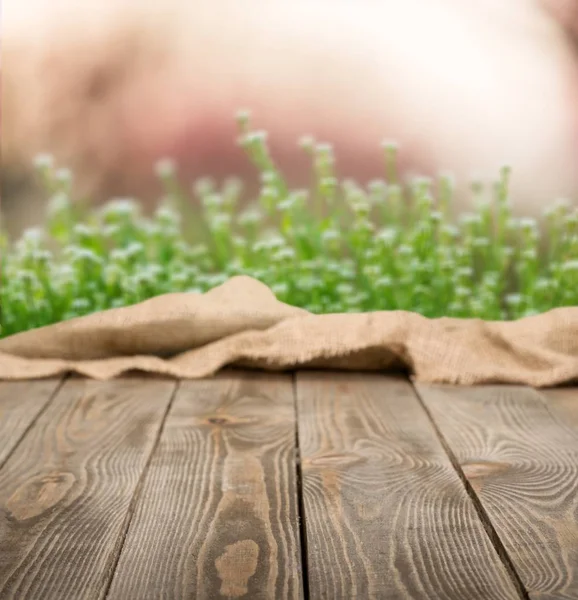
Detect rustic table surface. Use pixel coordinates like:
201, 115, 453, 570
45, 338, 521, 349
0, 371, 577, 600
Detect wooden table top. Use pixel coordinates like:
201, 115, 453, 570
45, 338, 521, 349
0, 371, 577, 599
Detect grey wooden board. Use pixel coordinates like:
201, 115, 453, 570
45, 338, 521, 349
0, 379, 63, 467
0, 377, 177, 599
416, 383, 578, 600
296, 372, 522, 600
107, 371, 303, 600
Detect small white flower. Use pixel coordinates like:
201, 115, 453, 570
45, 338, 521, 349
320, 176, 337, 190
245, 130, 268, 144
54, 167, 73, 184
156, 206, 181, 223
33, 154, 54, 170
521, 249, 537, 260
315, 142, 333, 155
533, 278, 550, 290
519, 217, 537, 232
368, 179, 387, 194
235, 109, 251, 125
47, 192, 71, 215
271, 282, 289, 296
209, 214, 231, 231
456, 266, 474, 278
505, 294, 524, 306
103, 198, 139, 218
71, 298, 91, 311
412, 176, 433, 189
260, 185, 279, 199
238, 209, 263, 226
375, 276, 393, 288
363, 265, 382, 278
441, 224, 459, 238
381, 140, 399, 151
562, 260, 578, 272
472, 237, 490, 248
260, 170, 277, 185
154, 158, 176, 178
336, 283, 355, 296
321, 229, 340, 243
397, 245, 413, 257
298, 135, 315, 151
192, 177, 215, 198
460, 213, 482, 226
376, 227, 397, 245
73, 223, 96, 238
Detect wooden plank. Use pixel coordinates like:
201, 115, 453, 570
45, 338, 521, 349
0, 379, 64, 467
107, 371, 303, 600
296, 372, 522, 600
415, 383, 578, 600
541, 387, 578, 431
0, 377, 177, 600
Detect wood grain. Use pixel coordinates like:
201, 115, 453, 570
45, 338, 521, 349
541, 387, 578, 431
0, 377, 176, 600
107, 371, 303, 600
296, 372, 522, 600
415, 383, 578, 600
0, 379, 64, 468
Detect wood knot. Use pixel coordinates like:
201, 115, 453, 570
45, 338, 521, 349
204, 415, 255, 427
6, 470, 76, 521
304, 452, 366, 469
207, 417, 229, 425
461, 460, 510, 479
215, 539, 259, 598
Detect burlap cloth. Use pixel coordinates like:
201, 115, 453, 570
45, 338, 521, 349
0, 276, 577, 386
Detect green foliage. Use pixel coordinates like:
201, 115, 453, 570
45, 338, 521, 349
1, 112, 577, 338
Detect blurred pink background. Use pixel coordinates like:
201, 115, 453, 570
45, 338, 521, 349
2, 0, 578, 236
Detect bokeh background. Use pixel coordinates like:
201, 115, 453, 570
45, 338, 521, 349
2, 0, 578, 238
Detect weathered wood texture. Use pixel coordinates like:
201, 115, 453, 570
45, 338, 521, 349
296, 372, 522, 600
415, 384, 578, 600
542, 387, 578, 431
0, 379, 63, 468
107, 371, 303, 600
2, 373, 577, 600
0, 377, 177, 600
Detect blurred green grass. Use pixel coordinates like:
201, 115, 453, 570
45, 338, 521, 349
1, 112, 577, 338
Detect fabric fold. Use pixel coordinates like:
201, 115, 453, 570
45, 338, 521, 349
0, 275, 577, 386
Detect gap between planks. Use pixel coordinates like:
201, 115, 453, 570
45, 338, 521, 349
0, 375, 179, 599
0, 376, 67, 470
104, 371, 303, 600
100, 380, 182, 599
295, 372, 522, 600
410, 381, 530, 600
2, 373, 575, 600
291, 372, 311, 600
414, 382, 578, 600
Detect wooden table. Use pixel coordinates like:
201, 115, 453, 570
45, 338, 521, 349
0, 371, 577, 600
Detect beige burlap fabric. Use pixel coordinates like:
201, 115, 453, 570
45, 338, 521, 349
0, 275, 577, 386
